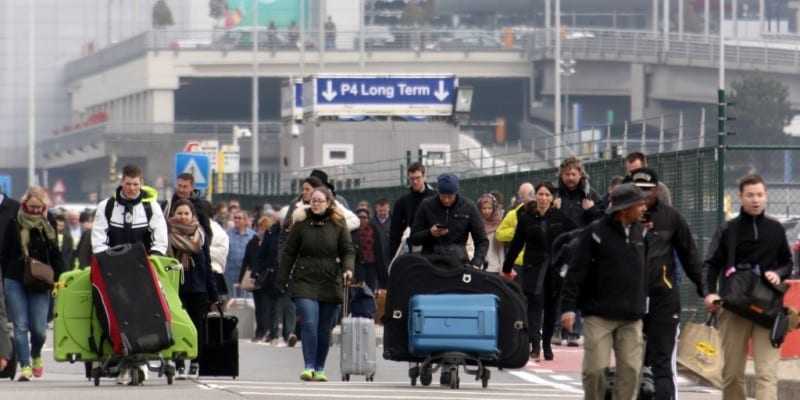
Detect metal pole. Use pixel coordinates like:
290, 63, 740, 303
300, 0, 306, 75
759, 0, 765, 34
718, 0, 726, 225
641, 120, 647, 153
679, 0, 684, 40
732, 0, 738, 38
678, 111, 684, 150
359, 0, 365, 69
664, 0, 670, 51
705, 0, 711, 39
658, 115, 665, 153
251, 0, 260, 177
319, 0, 326, 70
700, 107, 707, 146
554, 0, 562, 162
545, 0, 552, 41
653, 0, 659, 32
28, 2, 36, 187
623, 121, 629, 152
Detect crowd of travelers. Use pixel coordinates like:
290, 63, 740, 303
0, 151, 795, 400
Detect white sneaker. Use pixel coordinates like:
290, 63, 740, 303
274, 339, 288, 348
116, 368, 131, 385
138, 365, 149, 382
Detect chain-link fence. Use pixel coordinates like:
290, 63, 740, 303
215, 146, 719, 320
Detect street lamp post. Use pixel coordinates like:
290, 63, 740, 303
554, 0, 562, 162
251, 0, 260, 184
717, 0, 727, 224
28, 2, 36, 187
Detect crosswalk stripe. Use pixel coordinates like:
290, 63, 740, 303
198, 380, 560, 387
509, 371, 584, 395
549, 374, 574, 382
215, 384, 572, 396
239, 391, 583, 399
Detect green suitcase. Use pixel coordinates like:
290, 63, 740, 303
53, 256, 198, 362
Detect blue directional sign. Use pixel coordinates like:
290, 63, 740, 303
0, 175, 11, 196
175, 153, 211, 191
307, 74, 458, 117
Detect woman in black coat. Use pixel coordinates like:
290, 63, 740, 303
502, 182, 576, 362
0, 187, 64, 381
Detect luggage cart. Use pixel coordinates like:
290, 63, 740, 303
408, 352, 493, 389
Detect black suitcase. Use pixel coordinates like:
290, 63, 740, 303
0, 344, 16, 381
383, 254, 529, 369
91, 244, 173, 356
198, 309, 239, 378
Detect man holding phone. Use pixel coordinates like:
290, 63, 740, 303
409, 174, 488, 269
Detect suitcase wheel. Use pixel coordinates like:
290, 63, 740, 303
448, 367, 459, 390
408, 365, 419, 387
91, 367, 102, 387
480, 368, 490, 389
420, 366, 432, 387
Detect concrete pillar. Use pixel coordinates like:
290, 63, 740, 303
664, 0, 671, 50
630, 63, 647, 121
148, 90, 174, 134
759, 0, 765, 33
733, 0, 738, 37
678, 0, 684, 38
705, 0, 711, 38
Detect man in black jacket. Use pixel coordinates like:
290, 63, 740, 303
409, 174, 488, 269
0, 192, 19, 372
389, 162, 436, 256
704, 174, 792, 400
626, 168, 704, 400
561, 183, 648, 400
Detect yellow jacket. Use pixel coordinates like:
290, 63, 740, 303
495, 203, 524, 266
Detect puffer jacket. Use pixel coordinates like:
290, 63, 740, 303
278, 207, 355, 304
557, 178, 602, 228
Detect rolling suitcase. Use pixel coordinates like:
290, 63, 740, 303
340, 283, 377, 382
0, 342, 16, 381
409, 294, 499, 357
55, 256, 198, 362
226, 288, 256, 340
198, 306, 239, 378
91, 244, 173, 356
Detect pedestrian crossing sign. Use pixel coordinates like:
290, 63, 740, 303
175, 152, 211, 191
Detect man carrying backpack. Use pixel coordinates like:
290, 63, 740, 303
704, 174, 792, 400
91, 164, 168, 256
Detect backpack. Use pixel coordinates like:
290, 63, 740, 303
104, 196, 154, 245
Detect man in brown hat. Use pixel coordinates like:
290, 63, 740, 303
561, 183, 648, 400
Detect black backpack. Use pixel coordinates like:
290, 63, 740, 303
104, 196, 154, 245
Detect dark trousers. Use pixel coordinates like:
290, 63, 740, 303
541, 267, 561, 346
643, 298, 681, 400
355, 262, 379, 292
514, 265, 546, 348
180, 292, 209, 366
252, 289, 273, 339
271, 292, 296, 340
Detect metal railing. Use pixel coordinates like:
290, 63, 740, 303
215, 110, 708, 195
65, 27, 800, 81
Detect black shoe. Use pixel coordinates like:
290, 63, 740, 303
543, 342, 554, 361
287, 333, 298, 347
530, 342, 541, 361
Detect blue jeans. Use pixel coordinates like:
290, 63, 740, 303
4, 278, 50, 367
294, 298, 340, 371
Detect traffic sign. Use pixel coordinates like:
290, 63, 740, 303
0, 175, 11, 196
175, 152, 211, 191
304, 74, 458, 117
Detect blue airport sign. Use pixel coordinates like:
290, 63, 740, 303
175, 153, 211, 191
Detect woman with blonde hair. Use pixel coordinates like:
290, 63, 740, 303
0, 186, 64, 381
278, 187, 354, 382
476, 193, 505, 273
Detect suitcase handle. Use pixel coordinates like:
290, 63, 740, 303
105, 244, 132, 256
412, 310, 422, 333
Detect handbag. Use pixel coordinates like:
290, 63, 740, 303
23, 256, 55, 290
239, 269, 257, 292
719, 219, 788, 328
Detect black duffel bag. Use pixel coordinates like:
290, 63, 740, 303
383, 254, 529, 369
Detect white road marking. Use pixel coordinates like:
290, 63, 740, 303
509, 371, 583, 395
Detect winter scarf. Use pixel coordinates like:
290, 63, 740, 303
168, 217, 203, 270
17, 208, 56, 257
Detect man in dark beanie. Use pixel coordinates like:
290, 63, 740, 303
408, 173, 488, 268
310, 169, 351, 210
561, 183, 648, 400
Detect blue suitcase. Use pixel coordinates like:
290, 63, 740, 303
408, 294, 499, 356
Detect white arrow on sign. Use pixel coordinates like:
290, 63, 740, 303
182, 158, 207, 185
321, 80, 338, 102
433, 80, 450, 101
